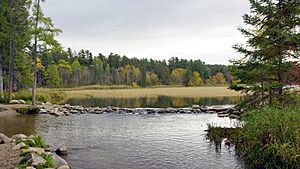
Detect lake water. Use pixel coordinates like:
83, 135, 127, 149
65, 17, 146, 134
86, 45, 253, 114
0, 113, 244, 169
66, 96, 243, 108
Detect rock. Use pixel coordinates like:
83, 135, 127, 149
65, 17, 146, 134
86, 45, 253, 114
206, 110, 216, 114
200, 107, 209, 112
22, 147, 45, 155
12, 134, 27, 140
192, 105, 200, 109
57, 165, 70, 169
70, 110, 79, 114
52, 153, 69, 167
13, 142, 27, 150
39, 109, 48, 114
25, 153, 46, 166
9, 100, 19, 104
26, 167, 36, 169
46, 102, 52, 105
55, 145, 68, 155
107, 106, 114, 113
55, 112, 65, 117
0, 138, 4, 144
0, 133, 13, 143
217, 113, 228, 118
9, 99, 26, 104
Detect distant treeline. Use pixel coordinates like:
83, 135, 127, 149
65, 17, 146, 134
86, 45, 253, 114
38, 49, 231, 88
0, 0, 231, 94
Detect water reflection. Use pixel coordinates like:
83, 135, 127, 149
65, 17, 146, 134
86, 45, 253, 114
66, 96, 244, 108
0, 114, 37, 137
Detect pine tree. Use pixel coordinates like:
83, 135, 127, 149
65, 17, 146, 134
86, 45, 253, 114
230, 0, 300, 106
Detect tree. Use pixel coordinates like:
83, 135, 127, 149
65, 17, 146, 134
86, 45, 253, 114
45, 65, 60, 87
171, 68, 187, 85
104, 64, 110, 85
93, 57, 103, 84
31, 0, 61, 106
71, 59, 82, 86
8, 0, 14, 101
230, 0, 300, 105
209, 72, 227, 85
189, 71, 203, 86
0, 0, 9, 98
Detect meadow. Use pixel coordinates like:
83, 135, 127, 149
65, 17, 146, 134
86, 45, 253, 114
50, 86, 244, 99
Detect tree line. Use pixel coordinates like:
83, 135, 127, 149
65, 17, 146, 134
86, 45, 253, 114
0, 0, 232, 100
38, 51, 231, 88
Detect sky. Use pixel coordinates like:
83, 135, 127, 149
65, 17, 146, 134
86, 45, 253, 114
43, 0, 250, 64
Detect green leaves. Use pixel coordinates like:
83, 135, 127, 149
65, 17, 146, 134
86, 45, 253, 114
230, 0, 300, 106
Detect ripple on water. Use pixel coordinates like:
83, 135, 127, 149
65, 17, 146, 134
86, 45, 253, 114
4, 113, 243, 169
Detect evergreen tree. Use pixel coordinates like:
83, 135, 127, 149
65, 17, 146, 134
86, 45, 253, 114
230, 0, 300, 105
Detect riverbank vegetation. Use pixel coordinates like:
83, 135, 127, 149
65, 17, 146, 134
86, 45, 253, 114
207, 0, 300, 168
58, 86, 243, 99
207, 104, 300, 168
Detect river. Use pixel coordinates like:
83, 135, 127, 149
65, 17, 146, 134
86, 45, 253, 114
0, 96, 244, 169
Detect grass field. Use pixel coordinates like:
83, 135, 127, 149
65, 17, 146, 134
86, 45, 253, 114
47, 86, 244, 98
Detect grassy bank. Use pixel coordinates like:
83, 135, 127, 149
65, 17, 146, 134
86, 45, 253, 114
46, 86, 243, 99
207, 104, 300, 168
0, 89, 67, 104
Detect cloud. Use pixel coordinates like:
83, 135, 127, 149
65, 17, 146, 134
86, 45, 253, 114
43, 0, 250, 64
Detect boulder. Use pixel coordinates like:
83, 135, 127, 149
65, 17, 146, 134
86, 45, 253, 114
57, 165, 70, 169
13, 142, 27, 150
9, 99, 26, 104
55, 145, 68, 155
12, 134, 27, 140
25, 153, 46, 167
22, 147, 45, 155
54, 112, 65, 117
52, 153, 69, 167
25, 167, 36, 169
39, 109, 48, 114
192, 105, 200, 109
0, 133, 13, 143
206, 110, 216, 114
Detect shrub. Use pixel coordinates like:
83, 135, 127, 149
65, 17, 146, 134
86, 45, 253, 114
236, 105, 300, 168
16, 108, 40, 114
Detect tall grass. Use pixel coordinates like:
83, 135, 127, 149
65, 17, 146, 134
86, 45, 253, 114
61, 86, 243, 98
12, 89, 67, 104
236, 105, 300, 169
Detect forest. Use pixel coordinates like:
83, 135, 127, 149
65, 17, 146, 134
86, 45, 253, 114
0, 0, 230, 95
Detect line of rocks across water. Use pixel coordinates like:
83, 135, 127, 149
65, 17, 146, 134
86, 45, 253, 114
38, 102, 242, 119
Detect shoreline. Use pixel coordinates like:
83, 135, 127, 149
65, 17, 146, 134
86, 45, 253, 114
0, 133, 70, 169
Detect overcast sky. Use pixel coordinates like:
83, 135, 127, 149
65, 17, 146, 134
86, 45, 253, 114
43, 0, 250, 64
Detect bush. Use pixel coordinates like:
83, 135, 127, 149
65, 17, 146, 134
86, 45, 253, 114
236, 105, 300, 168
16, 108, 40, 114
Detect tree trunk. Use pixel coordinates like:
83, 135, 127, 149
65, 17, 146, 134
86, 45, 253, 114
8, 0, 14, 101
32, 0, 40, 107
0, 46, 3, 98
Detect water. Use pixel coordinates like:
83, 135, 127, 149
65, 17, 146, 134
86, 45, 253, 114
66, 96, 243, 108
0, 113, 244, 169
